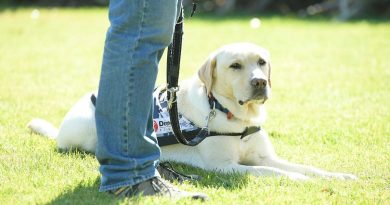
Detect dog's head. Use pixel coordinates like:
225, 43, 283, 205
198, 43, 271, 108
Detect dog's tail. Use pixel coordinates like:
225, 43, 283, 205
27, 118, 58, 139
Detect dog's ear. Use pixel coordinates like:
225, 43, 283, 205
198, 54, 217, 95
268, 61, 272, 88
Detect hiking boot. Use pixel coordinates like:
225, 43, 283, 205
108, 176, 208, 201
157, 162, 201, 183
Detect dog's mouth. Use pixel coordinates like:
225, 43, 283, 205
238, 95, 268, 105
238, 88, 269, 105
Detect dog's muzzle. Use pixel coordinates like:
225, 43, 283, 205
238, 78, 269, 105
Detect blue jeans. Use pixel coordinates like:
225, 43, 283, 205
95, 0, 180, 192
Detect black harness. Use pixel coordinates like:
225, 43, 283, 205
90, 92, 261, 147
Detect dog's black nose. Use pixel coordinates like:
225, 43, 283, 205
251, 78, 267, 89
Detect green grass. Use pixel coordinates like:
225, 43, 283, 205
1, 7, 389, 205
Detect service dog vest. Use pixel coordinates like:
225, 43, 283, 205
151, 89, 201, 146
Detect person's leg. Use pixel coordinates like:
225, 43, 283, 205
95, 0, 178, 192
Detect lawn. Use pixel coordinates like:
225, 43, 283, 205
0, 7, 389, 205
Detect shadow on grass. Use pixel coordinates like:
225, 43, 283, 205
46, 158, 251, 204
54, 143, 252, 190
47, 178, 121, 205
48, 149, 251, 204
168, 162, 252, 190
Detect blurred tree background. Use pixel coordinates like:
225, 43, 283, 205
1, 0, 389, 20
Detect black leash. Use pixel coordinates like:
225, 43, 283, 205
166, 3, 210, 146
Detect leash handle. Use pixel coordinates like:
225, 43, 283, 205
166, 9, 183, 87
191, 0, 197, 17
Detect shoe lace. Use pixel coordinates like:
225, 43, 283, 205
151, 177, 176, 197
111, 185, 137, 197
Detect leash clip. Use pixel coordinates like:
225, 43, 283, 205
204, 105, 216, 133
167, 86, 180, 109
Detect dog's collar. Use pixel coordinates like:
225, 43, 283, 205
208, 93, 234, 120
206, 93, 261, 139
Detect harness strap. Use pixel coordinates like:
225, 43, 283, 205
157, 126, 261, 146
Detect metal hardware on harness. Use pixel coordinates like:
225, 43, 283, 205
203, 108, 216, 133
203, 100, 216, 132
167, 86, 179, 109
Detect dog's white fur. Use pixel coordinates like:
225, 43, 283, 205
28, 43, 357, 180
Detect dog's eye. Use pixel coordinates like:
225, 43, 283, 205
258, 59, 266, 66
230, 63, 242, 70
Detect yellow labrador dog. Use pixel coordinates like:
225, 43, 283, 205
28, 43, 357, 180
